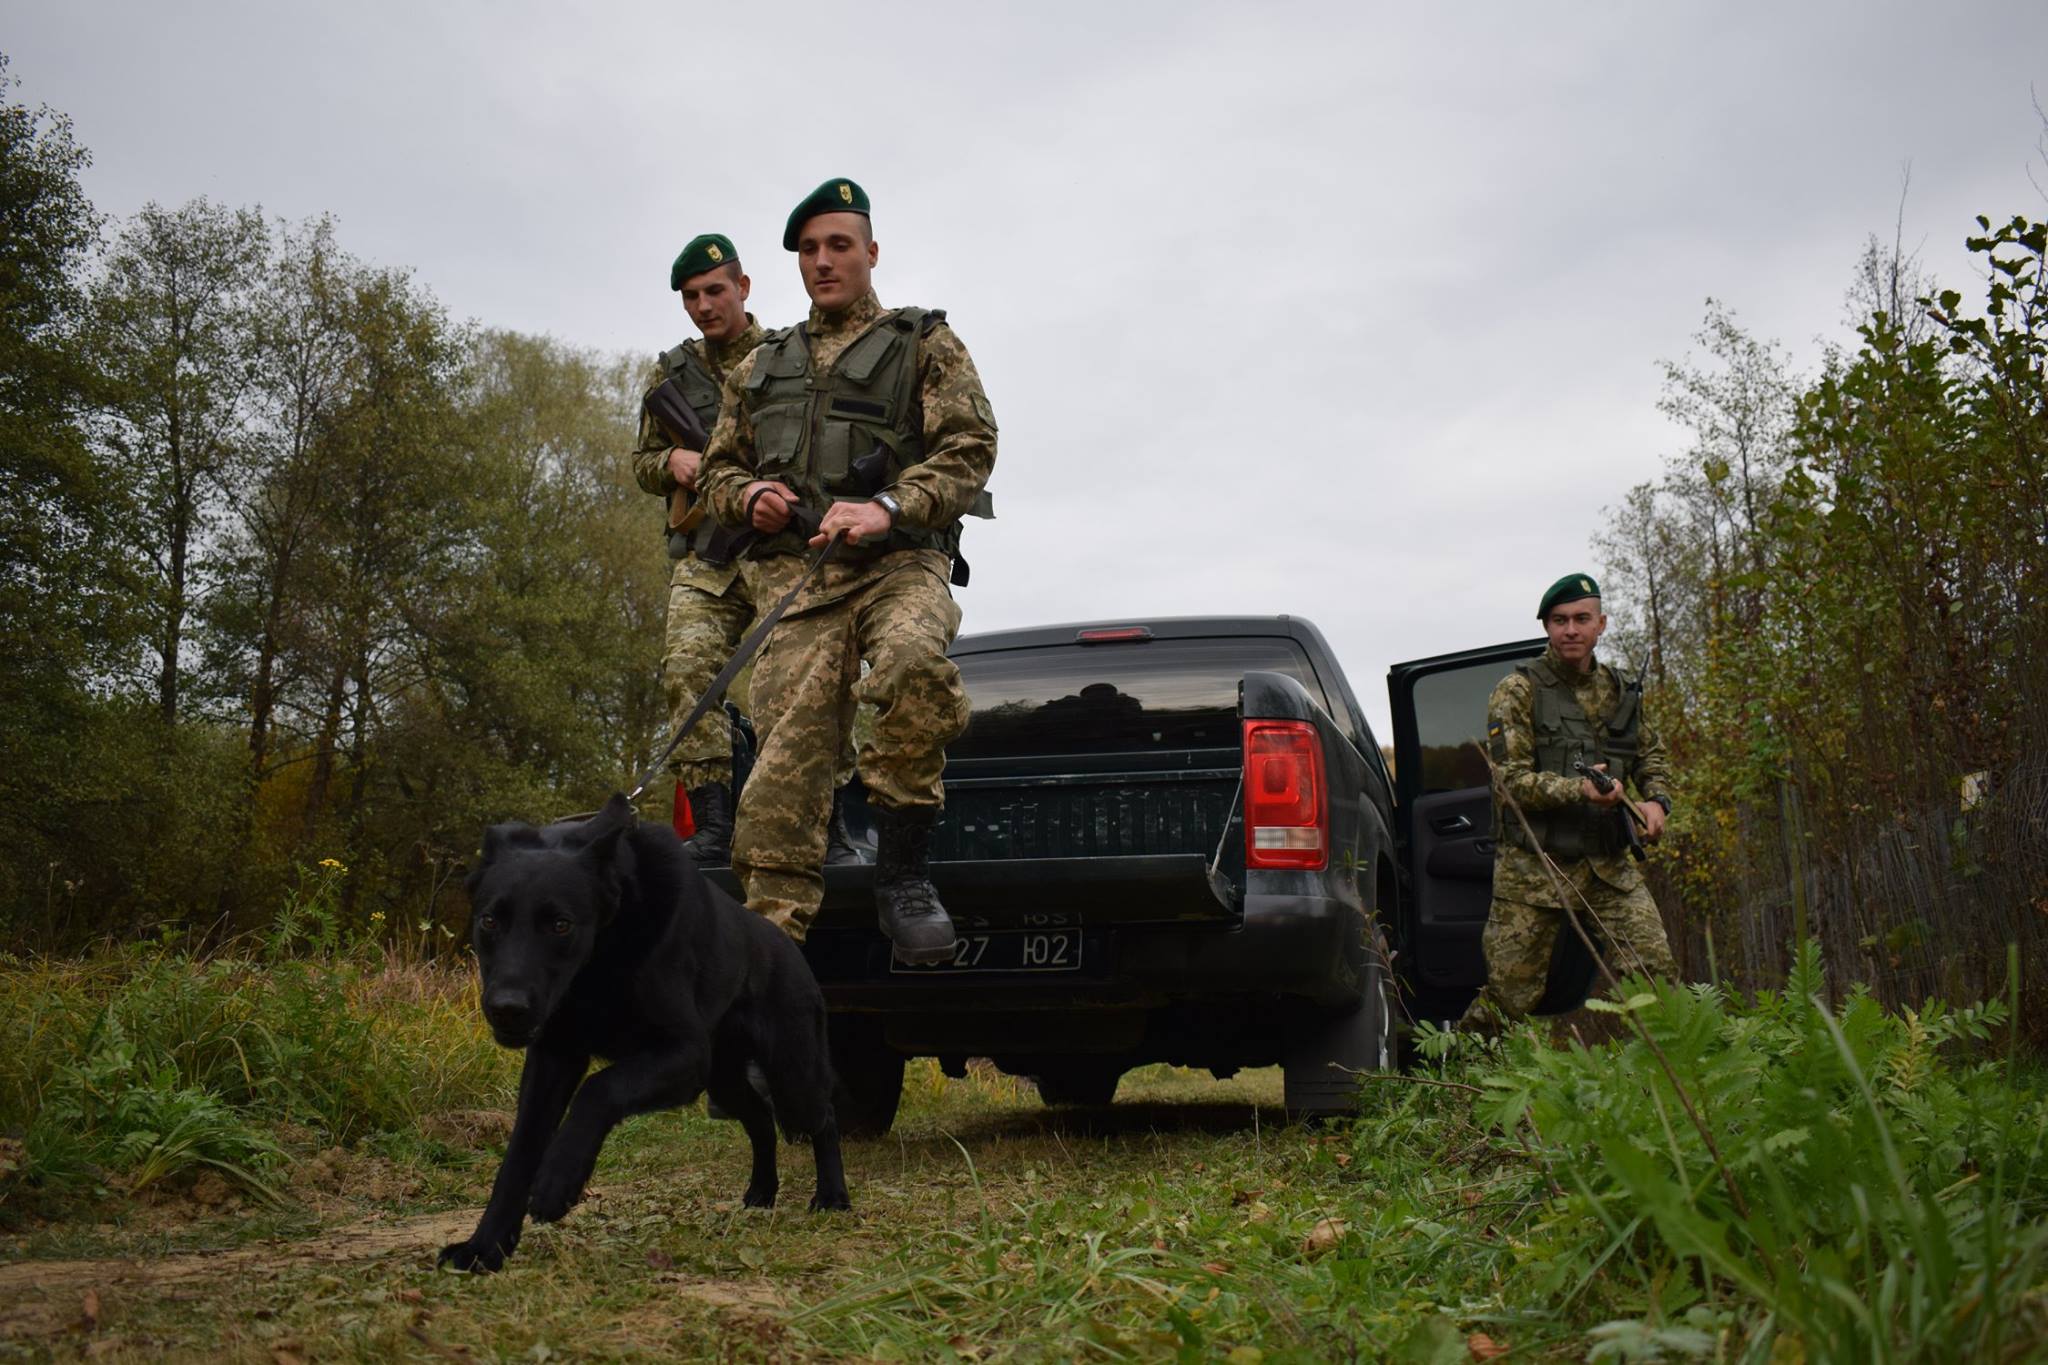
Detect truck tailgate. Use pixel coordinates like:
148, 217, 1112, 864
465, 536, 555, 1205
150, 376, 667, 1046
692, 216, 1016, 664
703, 853, 1239, 931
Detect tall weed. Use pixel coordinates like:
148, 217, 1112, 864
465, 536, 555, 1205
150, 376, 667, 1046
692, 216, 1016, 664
1455, 943, 2048, 1360
0, 936, 511, 1208
28, 1013, 283, 1201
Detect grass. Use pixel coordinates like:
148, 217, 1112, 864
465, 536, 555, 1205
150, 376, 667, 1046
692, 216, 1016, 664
3, 941, 2047, 1361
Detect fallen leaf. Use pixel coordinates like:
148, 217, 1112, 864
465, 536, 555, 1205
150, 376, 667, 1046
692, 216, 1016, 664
1333, 1151, 1352, 1168
1202, 1261, 1230, 1275
80, 1288, 101, 1331
399, 1288, 424, 1304
1302, 1217, 1348, 1258
645, 1249, 674, 1270
1468, 1331, 1507, 1359
1151, 1238, 1167, 1251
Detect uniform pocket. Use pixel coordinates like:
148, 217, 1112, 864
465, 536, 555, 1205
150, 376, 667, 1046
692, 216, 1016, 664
750, 399, 808, 482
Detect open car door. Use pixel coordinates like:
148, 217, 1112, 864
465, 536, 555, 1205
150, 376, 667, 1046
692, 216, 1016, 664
1388, 639, 1552, 1021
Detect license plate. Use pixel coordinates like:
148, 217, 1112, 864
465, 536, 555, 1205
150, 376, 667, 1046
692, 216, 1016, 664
890, 930, 1084, 974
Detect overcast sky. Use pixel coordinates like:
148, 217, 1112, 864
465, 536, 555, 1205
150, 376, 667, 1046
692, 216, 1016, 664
7, 2, 2046, 740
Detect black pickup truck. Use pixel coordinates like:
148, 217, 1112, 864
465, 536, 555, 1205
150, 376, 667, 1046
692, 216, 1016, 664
716, 618, 1571, 1134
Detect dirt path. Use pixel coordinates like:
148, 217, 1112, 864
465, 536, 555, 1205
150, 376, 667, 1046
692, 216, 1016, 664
0, 1208, 477, 1338
0, 1200, 781, 1342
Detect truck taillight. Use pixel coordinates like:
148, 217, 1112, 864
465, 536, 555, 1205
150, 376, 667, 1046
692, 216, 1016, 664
1242, 719, 1327, 870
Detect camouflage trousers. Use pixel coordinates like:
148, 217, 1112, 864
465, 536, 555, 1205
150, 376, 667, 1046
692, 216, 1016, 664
661, 560, 754, 792
1475, 877, 1677, 1020
733, 553, 969, 941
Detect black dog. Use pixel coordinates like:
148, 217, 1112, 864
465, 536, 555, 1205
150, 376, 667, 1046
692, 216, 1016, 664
439, 793, 850, 1273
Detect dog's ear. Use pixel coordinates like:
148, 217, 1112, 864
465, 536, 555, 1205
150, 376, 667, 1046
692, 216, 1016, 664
479, 823, 522, 864
576, 794, 635, 867
575, 796, 636, 924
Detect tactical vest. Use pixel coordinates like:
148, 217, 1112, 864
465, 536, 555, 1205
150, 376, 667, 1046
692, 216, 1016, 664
741, 306, 988, 580
657, 332, 780, 560
657, 340, 730, 434
1502, 657, 1643, 859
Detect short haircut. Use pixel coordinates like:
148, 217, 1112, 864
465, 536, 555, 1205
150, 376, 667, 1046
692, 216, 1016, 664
683, 260, 744, 290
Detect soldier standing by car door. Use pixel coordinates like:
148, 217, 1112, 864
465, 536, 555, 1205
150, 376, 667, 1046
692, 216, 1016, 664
697, 178, 997, 962
1470, 573, 1678, 1020
631, 234, 862, 866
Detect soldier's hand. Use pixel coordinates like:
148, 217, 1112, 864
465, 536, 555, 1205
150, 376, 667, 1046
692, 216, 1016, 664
813, 499, 892, 547
1640, 801, 1667, 841
1580, 764, 1621, 806
743, 480, 799, 533
666, 447, 702, 490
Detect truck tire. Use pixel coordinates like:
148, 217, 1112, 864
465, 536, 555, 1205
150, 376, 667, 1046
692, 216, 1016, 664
829, 1020, 905, 1138
1283, 928, 1392, 1120
1033, 1062, 1123, 1107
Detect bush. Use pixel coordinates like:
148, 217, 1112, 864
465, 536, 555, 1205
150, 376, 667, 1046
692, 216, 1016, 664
0, 930, 513, 1209
1447, 944, 2048, 1360
27, 1012, 282, 1201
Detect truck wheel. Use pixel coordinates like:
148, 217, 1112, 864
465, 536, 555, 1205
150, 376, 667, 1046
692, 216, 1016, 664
1283, 930, 1391, 1120
1033, 1062, 1123, 1107
829, 1021, 905, 1138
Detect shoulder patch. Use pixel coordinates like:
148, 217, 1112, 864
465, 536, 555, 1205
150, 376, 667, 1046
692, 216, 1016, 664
970, 390, 997, 429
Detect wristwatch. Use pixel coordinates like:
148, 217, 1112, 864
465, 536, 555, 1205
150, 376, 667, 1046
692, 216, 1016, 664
873, 491, 902, 526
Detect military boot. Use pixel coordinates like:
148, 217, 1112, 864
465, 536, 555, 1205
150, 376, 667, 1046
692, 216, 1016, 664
824, 784, 866, 866
681, 782, 734, 866
872, 804, 956, 965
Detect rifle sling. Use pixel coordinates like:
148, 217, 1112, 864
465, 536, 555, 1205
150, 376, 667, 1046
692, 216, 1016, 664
626, 514, 837, 802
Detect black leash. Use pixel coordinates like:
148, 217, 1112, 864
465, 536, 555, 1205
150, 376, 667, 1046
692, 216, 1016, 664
627, 509, 841, 803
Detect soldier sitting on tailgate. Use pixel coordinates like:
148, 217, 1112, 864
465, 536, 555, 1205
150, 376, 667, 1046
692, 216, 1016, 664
697, 177, 997, 962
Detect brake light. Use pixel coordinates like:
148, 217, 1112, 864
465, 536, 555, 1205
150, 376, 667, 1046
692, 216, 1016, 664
1076, 626, 1153, 644
1243, 720, 1327, 870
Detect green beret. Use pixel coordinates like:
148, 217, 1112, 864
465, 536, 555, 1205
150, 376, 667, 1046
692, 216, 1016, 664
1538, 573, 1602, 620
782, 178, 870, 250
670, 234, 738, 291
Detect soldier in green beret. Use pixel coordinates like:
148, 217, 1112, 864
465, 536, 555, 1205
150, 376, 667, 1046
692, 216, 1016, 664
698, 178, 997, 961
1468, 573, 1678, 1020
631, 234, 861, 865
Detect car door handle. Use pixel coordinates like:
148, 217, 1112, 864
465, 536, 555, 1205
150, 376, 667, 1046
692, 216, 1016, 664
1430, 813, 1474, 834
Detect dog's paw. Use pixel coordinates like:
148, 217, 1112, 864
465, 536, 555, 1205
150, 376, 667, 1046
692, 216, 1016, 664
438, 1239, 507, 1274
809, 1187, 852, 1213
742, 1180, 778, 1209
528, 1166, 587, 1224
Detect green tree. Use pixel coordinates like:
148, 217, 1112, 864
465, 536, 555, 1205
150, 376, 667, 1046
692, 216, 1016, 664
89, 199, 268, 724
0, 53, 129, 933
1601, 217, 2048, 1015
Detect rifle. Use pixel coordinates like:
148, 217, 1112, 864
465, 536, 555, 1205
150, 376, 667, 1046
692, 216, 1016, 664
643, 379, 713, 533
1573, 758, 1649, 862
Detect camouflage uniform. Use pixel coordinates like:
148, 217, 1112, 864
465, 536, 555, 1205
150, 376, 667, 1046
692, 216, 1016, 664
1475, 645, 1677, 1017
632, 317, 768, 792
699, 290, 996, 939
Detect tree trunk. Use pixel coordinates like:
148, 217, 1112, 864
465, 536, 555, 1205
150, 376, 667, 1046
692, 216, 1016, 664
303, 660, 348, 839
247, 545, 294, 779
338, 649, 371, 919
159, 473, 189, 726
